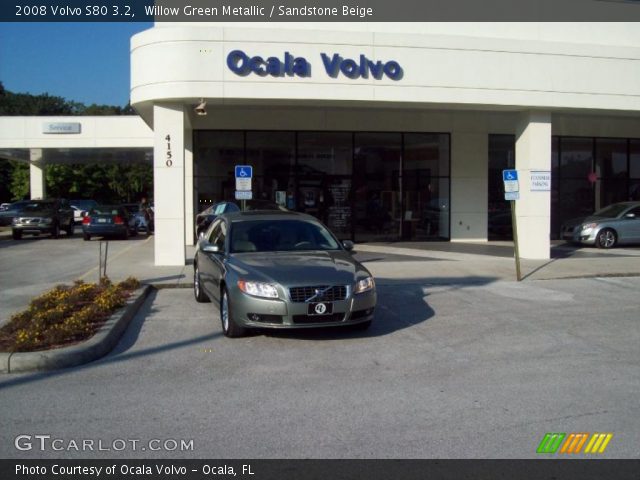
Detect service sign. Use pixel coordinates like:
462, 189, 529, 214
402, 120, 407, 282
42, 122, 81, 134
530, 171, 551, 191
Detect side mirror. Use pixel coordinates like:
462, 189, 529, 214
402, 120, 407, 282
342, 240, 355, 251
202, 244, 222, 254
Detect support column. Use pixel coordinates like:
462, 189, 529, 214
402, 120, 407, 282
29, 149, 45, 199
515, 111, 552, 260
184, 124, 195, 246
153, 104, 186, 266
450, 132, 488, 241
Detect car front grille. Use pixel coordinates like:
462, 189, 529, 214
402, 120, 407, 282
19, 217, 41, 224
289, 285, 348, 303
292, 313, 345, 324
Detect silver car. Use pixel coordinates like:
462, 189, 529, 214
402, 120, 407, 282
561, 201, 640, 248
193, 211, 377, 337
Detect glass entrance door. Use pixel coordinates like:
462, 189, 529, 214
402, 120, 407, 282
353, 133, 401, 242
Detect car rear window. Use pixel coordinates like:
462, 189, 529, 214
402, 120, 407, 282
90, 206, 122, 216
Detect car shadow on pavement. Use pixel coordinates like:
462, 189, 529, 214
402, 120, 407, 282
258, 275, 499, 342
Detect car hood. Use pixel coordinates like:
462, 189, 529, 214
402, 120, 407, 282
565, 215, 611, 227
227, 250, 369, 286
17, 209, 55, 217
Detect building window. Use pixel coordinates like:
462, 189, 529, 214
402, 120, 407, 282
488, 135, 515, 240
489, 134, 640, 240
194, 130, 450, 241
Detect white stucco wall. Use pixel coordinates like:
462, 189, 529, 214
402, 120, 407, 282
131, 23, 640, 126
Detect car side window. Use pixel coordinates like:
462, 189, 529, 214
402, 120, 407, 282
207, 220, 227, 250
628, 207, 640, 217
213, 221, 227, 250
207, 220, 222, 244
214, 204, 226, 215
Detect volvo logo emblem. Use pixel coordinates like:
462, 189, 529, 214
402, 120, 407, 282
314, 303, 327, 315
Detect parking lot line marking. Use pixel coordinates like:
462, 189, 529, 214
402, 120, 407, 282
79, 236, 153, 281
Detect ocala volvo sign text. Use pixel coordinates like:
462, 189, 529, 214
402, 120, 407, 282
226, 50, 403, 81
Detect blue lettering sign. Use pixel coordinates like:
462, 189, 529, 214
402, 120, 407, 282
226, 50, 401, 80
320, 53, 402, 80
226, 50, 310, 77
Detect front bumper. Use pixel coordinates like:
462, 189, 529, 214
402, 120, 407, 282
561, 226, 597, 245
12, 221, 55, 234
229, 286, 377, 329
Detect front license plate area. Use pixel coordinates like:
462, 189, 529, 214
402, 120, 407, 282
307, 302, 333, 315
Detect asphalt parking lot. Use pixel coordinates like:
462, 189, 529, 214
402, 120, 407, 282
1, 276, 639, 459
0, 232, 154, 324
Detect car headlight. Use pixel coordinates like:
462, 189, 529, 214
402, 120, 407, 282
12, 217, 19, 224
581, 223, 597, 231
354, 277, 375, 294
237, 280, 279, 299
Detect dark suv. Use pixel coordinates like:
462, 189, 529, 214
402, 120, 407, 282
11, 199, 75, 240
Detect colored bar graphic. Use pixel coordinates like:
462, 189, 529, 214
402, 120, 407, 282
559, 433, 589, 454
584, 433, 613, 454
537, 433, 566, 454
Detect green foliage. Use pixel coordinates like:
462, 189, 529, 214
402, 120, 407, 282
9, 161, 29, 201
0, 277, 141, 352
0, 83, 151, 203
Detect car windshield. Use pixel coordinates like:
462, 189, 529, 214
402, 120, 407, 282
230, 219, 340, 253
21, 201, 55, 212
592, 203, 629, 218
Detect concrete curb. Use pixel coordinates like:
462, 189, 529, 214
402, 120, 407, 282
0, 285, 153, 374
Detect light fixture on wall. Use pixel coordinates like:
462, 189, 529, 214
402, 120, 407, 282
194, 98, 207, 116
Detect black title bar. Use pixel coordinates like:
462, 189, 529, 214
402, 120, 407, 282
2, 0, 640, 22
2, 460, 640, 480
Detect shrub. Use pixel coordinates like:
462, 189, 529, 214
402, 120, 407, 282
0, 277, 140, 352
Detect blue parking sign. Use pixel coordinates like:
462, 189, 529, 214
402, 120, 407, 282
502, 169, 518, 182
235, 165, 252, 178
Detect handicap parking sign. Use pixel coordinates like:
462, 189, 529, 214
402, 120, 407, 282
502, 169, 519, 195
502, 169, 518, 182
235, 165, 252, 178
235, 165, 252, 191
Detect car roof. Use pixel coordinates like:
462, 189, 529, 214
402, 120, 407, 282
222, 210, 316, 222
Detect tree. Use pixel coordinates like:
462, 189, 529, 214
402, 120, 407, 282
0, 83, 150, 203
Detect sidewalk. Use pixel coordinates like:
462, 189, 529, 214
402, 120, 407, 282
96, 237, 640, 286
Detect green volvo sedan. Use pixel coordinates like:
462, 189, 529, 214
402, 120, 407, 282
193, 211, 376, 337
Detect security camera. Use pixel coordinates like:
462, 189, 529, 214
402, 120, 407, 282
194, 98, 207, 116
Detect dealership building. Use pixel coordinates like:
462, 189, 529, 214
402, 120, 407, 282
1, 22, 639, 265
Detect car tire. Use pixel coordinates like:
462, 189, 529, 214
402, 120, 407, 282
51, 222, 60, 239
220, 288, 246, 338
12, 229, 22, 240
83, 233, 91, 241
194, 265, 210, 303
66, 221, 74, 237
595, 228, 617, 249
